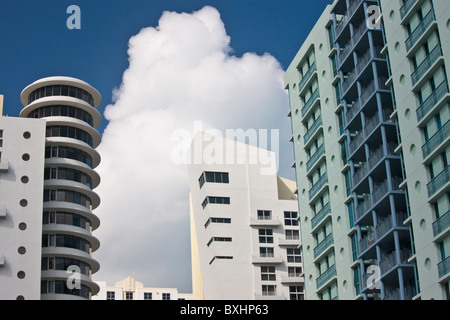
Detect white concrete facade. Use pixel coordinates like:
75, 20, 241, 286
188, 132, 304, 300
0, 115, 46, 300
93, 277, 193, 300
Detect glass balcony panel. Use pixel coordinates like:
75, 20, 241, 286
438, 256, 450, 279
400, 0, 418, 20
405, 9, 435, 52
308, 173, 328, 200
301, 89, 320, 117
298, 62, 317, 91
427, 166, 450, 197
432, 210, 450, 237
304, 115, 322, 145
313, 232, 334, 259
416, 81, 449, 122
411, 44, 442, 85
421, 119, 450, 159
306, 143, 325, 172
311, 202, 331, 230
316, 264, 336, 289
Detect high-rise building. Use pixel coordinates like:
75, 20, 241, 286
0, 76, 102, 300
187, 132, 304, 300
284, 0, 449, 300
0, 108, 47, 300
92, 276, 193, 300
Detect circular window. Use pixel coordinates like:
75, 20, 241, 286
16, 295, 25, 300
17, 271, 26, 279
18, 246, 26, 255
22, 154, 30, 161
20, 199, 28, 207
23, 132, 31, 139
19, 223, 27, 231
21, 176, 29, 184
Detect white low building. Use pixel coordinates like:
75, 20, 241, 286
92, 276, 193, 300
187, 132, 304, 300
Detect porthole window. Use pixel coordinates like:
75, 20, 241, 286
20, 199, 28, 207
22, 154, 30, 161
21, 176, 29, 184
18, 247, 26, 255
17, 271, 26, 279
23, 132, 31, 139
19, 223, 27, 231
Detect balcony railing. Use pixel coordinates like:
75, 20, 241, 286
427, 165, 450, 198
313, 232, 334, 259
432, 210, 450, 237
416, 81, 449, 122
306, 143, 325, 172
304, 115, 322, 145
309, 173, 328, 200
379, 247, 412, 275
422, 120, 450, 159
299, 61, 317, 91
438, 256, 450, 279
316, 264, 336, 289
411, 44, 442, 85
301, 89, 320, 117
311, 202, 331, 230
384, 285, 416, 300
405, 9, 435, 52
400, 0, 418, 20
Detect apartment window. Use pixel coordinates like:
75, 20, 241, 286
201, 196, 230, 209
257, 210, 272, 220
351, 233, 358, 262
162, 293, 171, 300
144, 292, 152, 300
348, 202, 354, 229
199, 171, 229, 189
288, 266, 302, 277
209, 256, 233, 265
258, 229, 273, 243
125, 292, 133, 300
0, 129, 3, 148
261, 266, 276, 281
259, 247, 274, 257
289, 286, 304, 300
204, 217, 231, 228
262, 285, 276, 296
284, 211, 298, 226
287, 248, 301, 263
285, 229, 299, 240
207, 237, 232, 247
106, 291, 115, 300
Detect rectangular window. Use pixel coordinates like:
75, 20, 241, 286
202, 196, 230, 209
144, 292, 152, 300
162, 293, 171, 300
285, 229, 299, 240
287, 248, 302, 263
289, 286, 304, 300
207, 237, 232, 247
261, 266, 276, 281
106, 291, 115, 300
204, 217, 231, 228
284, 211, 298, 225
199, 171, 229, 188
257, 210, 272, 220
288, 266, 302, 277
259, 247, 274, 257
262, 285, 276, 296
258, 229, 273, 243
125, 292, 133, 300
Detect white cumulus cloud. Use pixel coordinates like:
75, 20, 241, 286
93, 6, 293, 293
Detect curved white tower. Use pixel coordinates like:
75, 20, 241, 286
20, 76, 101, 300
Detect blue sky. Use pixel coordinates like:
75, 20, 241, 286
1, 0, 331, 134
1, 0, 333, 292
